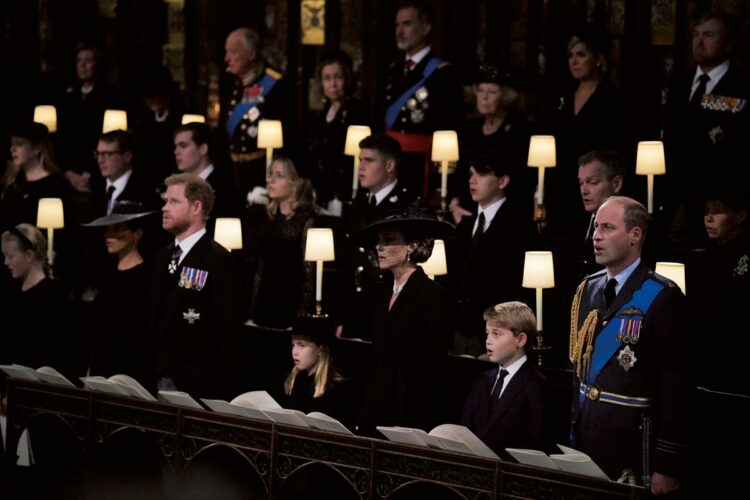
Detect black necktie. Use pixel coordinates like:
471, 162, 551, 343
489, 369, 509, 412
106, 185, 116, 214
369, 193, 377, 207
604, 278, 617, 309
690, 73, 710, 107
473, 212, 486, 246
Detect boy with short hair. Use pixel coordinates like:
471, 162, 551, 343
460, 301, 548, 457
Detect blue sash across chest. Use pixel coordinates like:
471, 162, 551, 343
385, 57, 442, 129
226, 72, 279, 138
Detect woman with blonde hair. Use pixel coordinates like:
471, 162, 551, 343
248, 156, 318, 329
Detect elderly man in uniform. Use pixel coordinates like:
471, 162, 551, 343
384, 1, 464, 200
221, 27, 287, 202
569, 196, 688, 495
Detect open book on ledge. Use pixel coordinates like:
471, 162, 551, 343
505, 444, 609, 480
377, 424, 499, 460
157, 389, 352, 435
80, 375, 156, 401
1, 364, 75, 387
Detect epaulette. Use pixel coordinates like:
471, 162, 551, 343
437, 61, 451, 69
583, 269, 607, 281
649, 269, 676, 288
265, 68, 282, 80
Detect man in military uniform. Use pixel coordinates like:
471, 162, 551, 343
664, 11, 749, 246
383, 1, 464, 199
569, 196, 688, 495
220, 27, 288, 201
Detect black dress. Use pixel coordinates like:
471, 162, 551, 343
249, 208, 316, 329
89, 262, 154, 385
279, 370, 356, 430
308, 98, 370, 204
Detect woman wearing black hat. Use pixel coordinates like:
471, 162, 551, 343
82, 202, 157, 385
354, 206, 454, 435
1, 122, 69, 230
280, 315, 355, 428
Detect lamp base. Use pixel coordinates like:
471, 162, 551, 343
530, 333, 552, 366
307, 302, 329, 319
533, 202, 547, 234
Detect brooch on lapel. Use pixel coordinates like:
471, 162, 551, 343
179, 267, 209, 291
734, 254, 749, 277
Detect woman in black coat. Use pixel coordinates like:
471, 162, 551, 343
354, 206, 454, 435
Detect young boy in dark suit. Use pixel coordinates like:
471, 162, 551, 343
460, 301, 548, 458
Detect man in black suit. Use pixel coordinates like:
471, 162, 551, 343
569, 196, 688, 495
384, 1, 464, 198
461, 301, 548, 458
151, 173, 243, 399
664, 11, 749, 246
449, 150, 537, 356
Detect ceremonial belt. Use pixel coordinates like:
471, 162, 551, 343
384, 57, 443, 129
226, 70, 280, 138
385, 129, 433, 199
579, 384, 652, 408
230, 151, 266, 163
585, 278, 663, 388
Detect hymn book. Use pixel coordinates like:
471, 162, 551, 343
377, 424, 499, 459
505, 444, 609, 480
0, 364, 75, 387
80, 374, 156, 401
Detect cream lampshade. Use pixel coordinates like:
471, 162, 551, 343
344, 125, 372, 198
102, 109, 128, 133
305, 228, 336, 316
33, 105, 57, 133
635, 141, 667, 214
655, 262, 686, 295
257, 119, 284, 173
419, 239, 448, 279
431, 131, 459, 203
36, 198, 64, 266
527, 135, 556, 205
522, 251, 555, 332
213, 218, 243, 251
181, 114, 206, 124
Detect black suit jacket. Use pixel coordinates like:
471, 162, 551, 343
571, 264, 689, 480
461, 360, 548, 458
450, 199, 537, 337
150, 233, 243, 399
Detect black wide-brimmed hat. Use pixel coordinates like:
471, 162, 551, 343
352, 203, 454, 248
82, 201, 158, 227
12, 121, 50, 144
475, 64, 526, 90
291, 315, 336, 346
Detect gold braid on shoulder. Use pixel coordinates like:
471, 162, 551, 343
569, 279, 599, 382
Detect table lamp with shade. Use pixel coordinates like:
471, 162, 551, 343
418, 239, 447, 280
304, 228, 335, 317
431, 131, 459, 210
213, 218, 243, 251
257, 119, 284, 175
33, 105, 57, 133
181, 114, 206, 125
344, 125, 372, 199
102, 109, 128, 133
635, 141, 666, 214
655, 262, 686, 295
522, 251, 555, 365
527, 135, 556, 206
36, 198, 64, 268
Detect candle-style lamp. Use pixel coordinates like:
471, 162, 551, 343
102, 109, 128, 133
344, 125, 372, 199
304, 228, 335, 317
635, 141, 666, 214
527, 135, 556, 207
213, 218, 243, 251
33, 105, 57, 133
36, 198, 64, 268
418, 239, 447, 280
655, 262, 686, 295
522, 251, 555, 365
181, 114, 206, 124
257, 119, 284, 175
431, 131, 459, 210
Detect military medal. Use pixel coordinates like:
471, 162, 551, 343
183, 308, 200, 325
248, 125, 258, 138
168, 258, 178, 274
616, 306, 643, 344
415, 87, 428, 102
708, 125, 724, 144
406, 98, 418, 110
617, 345, 637, 371
179, 267, 209, 291
247, 107, 261, 123
411, 110, 424, 123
